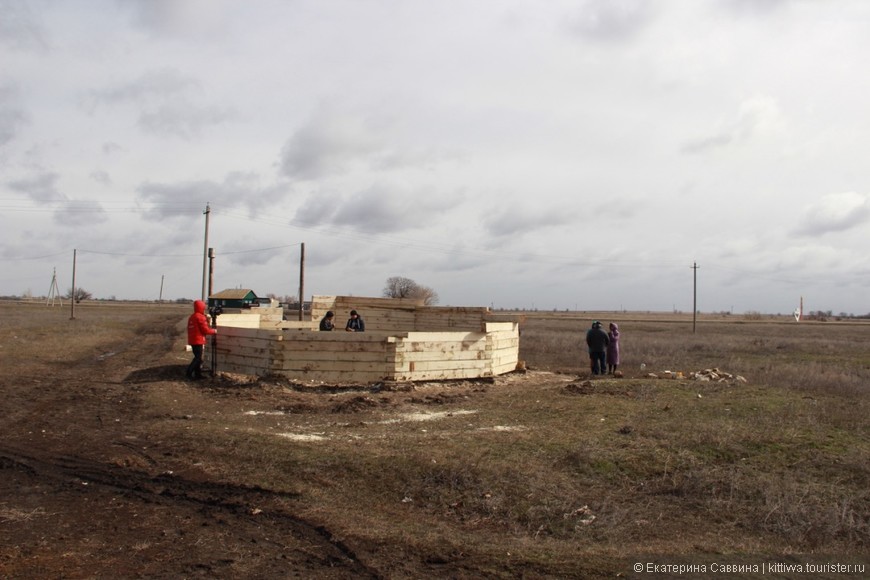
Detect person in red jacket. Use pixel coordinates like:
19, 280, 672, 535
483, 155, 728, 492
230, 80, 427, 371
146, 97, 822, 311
186, 300, 217, 380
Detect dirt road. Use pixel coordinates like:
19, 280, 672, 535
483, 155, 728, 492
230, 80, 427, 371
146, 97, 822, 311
0, 311, 381, 578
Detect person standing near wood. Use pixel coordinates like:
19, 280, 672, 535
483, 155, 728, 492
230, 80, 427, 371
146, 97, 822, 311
186, 300, 217, 380
606, 322, 620, 374
345, 309, 365, 332
585, 320, 609, 376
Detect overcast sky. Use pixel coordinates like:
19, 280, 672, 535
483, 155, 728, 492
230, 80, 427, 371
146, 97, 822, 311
2, 0, 869, 314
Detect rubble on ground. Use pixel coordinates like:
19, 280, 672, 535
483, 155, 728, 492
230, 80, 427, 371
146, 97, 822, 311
642, 367, 747, 383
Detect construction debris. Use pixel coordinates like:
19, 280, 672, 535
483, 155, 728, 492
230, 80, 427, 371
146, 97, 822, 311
642, 367, 747, 383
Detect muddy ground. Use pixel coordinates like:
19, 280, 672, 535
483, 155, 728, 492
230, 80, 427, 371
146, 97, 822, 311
6, 305, 867, 579
0, 309, 561, 579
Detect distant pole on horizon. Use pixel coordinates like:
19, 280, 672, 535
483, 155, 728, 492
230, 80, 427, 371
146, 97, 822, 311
201, 203, 210, 301
298, 242, 305, 321
70, 249, 77, 320
159, 274, 164, 302
691, 261, 699, 334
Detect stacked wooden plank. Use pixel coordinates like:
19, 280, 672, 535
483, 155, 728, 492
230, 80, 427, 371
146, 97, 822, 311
268, 331, 396, 383
413, 307, 493, 331
310, 295, 421, 332
209, 326, 283, 377
486, 322, 520, 376
392, 331, 488, 381
213, 296, 521, 383
216, 307, 287, 329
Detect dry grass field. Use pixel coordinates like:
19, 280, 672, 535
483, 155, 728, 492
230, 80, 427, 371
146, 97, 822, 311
0, 301, 867, 578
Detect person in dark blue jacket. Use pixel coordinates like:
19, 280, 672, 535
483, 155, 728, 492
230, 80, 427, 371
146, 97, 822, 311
585, 320, 609, 376
345, 309, 365, 332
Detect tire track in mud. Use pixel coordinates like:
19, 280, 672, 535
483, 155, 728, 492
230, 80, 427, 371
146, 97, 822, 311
0, 445, 383, 579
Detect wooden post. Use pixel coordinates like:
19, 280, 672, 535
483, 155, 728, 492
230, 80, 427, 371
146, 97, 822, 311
208, 248, 215, 299
691, 261, 699, 334
70, 249, 77, 320
201, 203, 210, 301
298, 242, 305, 321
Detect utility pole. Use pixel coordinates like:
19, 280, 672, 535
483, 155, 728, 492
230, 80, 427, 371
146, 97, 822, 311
298, 242, 305, 321
208, 248, 215, 299
47, 267, 62, 306
691, 261, 699, 334
159, 274, 164, 302
201, 203, 211, 301
70, 249, 77, 320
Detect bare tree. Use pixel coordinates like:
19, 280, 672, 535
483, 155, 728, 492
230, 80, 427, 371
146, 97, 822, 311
412, 284, 439, 306
66, 287, 93, 302
383, 277, 439, 305
383, 276, 417, 299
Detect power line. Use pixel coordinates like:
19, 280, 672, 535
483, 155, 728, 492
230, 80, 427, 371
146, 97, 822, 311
77, 249, 199, 258
221, 243, 302, 255
0, 250, 70, 261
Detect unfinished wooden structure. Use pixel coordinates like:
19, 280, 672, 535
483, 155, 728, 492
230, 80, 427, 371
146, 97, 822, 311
208, 295, 520, 383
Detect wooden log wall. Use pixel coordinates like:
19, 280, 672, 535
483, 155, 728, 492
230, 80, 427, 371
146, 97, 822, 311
217, 307, 286, 329
311, 295, 422, 332
486, 323, 520, 376
310, 295, 499, 332
213, 297, 521, 383
208, 326, 282, 377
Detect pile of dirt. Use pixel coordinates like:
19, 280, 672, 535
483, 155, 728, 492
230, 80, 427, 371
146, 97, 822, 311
330, 395, 384, 413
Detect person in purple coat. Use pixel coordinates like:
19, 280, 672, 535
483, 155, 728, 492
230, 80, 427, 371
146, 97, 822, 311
606, 322, 620, 374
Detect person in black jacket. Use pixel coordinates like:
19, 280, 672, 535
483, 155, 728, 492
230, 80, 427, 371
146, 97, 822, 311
585, 320, 609, 376
319, 311, 335, 331
346, 309, 365, 332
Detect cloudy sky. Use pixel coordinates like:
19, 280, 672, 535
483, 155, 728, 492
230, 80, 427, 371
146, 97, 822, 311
2, 0, 869, 314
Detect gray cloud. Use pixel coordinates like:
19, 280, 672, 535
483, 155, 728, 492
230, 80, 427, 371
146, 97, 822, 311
7, 171, 66, 202
102, 142, 125, 155
566, 0, 657, 42
279, 111, 383, 180
430, 250, 490, 273
279, 106, 460, 180
0, 86, 28, 148
793, 192, 870, 237
53, 200, 109, 227
136, 171, 290, 219
224, 246, 281, 268
484, 204, 576, 238
718, 0, 792, 16
90, 170, 112, 185
332, 186, 416, 233
0, 0, 48, 52
87, 68, 199, 109
86, 69, 233, 139
127, 0, 184, 34
125, 0, 232, 40
292, 190, 344, 226
138, 101, 235, 139
0, 107, 27, 148
681, 96, 783, 155
680, 133, 733, 154
292, 183, 457, 234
